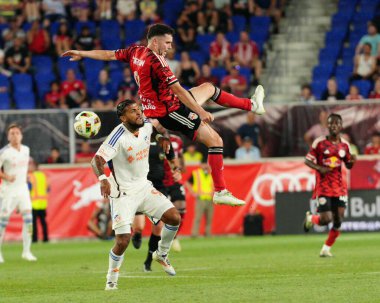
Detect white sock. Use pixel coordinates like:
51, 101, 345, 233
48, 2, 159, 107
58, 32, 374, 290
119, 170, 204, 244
107, 249, 124, 284
158, 224, 179, 255
322, 244, 331, 251
22, 222, 33, 254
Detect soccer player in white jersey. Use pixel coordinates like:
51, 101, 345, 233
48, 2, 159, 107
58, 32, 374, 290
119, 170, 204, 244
0, 124, 37, 263
91, 100, 181, 290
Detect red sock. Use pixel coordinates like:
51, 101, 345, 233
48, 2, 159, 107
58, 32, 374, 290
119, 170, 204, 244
213, 90, 251, 111
208, 148, 226, 192
325, 229, 341, 247
311, 215, 320, 225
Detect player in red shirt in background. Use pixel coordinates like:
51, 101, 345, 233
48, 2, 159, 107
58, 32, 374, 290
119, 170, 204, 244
62, 23, 265, 206
364, 133, 380, 155
303, 113, 356, 257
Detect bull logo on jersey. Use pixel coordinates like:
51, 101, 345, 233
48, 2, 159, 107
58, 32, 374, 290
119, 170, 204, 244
188, 113, 198, 120
323, 156, 341, 168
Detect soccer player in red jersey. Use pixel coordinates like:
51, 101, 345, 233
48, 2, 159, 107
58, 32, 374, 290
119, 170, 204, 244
62, 23, 265, 206
303, 113, 356, 257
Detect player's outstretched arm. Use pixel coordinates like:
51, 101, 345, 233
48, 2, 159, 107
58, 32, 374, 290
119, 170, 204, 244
61, 50, 116, 61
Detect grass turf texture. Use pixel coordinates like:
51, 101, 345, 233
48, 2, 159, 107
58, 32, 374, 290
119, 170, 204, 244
1, 233, 379, 303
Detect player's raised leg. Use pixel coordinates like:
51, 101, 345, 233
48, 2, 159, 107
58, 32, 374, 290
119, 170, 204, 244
189, 82, 265, 114
195, 123, 245, 206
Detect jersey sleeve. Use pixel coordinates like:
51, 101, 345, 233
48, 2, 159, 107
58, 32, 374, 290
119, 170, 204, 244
96, 127, 125, 162
152, 55, 178, 86
114, 46, 134, 63
305, 141, 318, 163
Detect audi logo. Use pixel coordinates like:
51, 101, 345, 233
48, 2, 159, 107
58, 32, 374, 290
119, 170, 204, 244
251, 173, 315, 206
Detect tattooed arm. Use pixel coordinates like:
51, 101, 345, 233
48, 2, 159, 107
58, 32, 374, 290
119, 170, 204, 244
91, 155, 111, 198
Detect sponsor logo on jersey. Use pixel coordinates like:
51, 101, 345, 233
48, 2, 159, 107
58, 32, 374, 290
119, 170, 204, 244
142, 103, 156, 110
188, 113, 198, 120
132, 56, 145, 67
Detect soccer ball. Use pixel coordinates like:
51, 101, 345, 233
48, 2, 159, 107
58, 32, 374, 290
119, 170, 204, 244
74, 111, 101, 138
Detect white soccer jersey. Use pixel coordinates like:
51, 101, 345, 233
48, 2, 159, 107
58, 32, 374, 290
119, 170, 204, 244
96, 122, 153, 193
0, 144, 30, 191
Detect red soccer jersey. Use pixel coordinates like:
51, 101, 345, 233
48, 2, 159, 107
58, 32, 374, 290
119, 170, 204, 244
306, 136, 352, 197
163, 134, 184, 187
115, 46, 180, 118
364, 144, 380, 155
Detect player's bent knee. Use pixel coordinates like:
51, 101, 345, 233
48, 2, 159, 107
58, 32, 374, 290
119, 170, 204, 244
161, 207, 181, 226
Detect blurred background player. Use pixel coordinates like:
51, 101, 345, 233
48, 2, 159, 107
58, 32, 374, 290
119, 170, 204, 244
303, 114, 356, 257
28, 159, 50, 243
0, 124, 37, 263
87, 198, 113, 240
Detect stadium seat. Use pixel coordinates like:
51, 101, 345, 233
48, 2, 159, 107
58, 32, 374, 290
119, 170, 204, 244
335, 64, 353, 79
162, 0, 185, 27
239, 66, 252, 84
311, 81, 327, 100
0, 92, 11, 109
109, 70, 124, 92
196, 34, 215, 54
312, 65, 334, 81
351, 80, 373, 97
336, 78, 349, 95
0, 74, 9, 88
331, 12, 352, 26
75, 21, 96, 35
12, 74, 33, 93
189, 50, 207, 67
232, 15, 247, 33
14, 91, 36, 109
100, 20, 122, 49
57, 58, 81, 79
249, 16, 271, 30
211, 67, 227, 81
108, 60, 124, 72
225, 32, 240, 45
32, 55, 54, 75
125, 19, 146, 46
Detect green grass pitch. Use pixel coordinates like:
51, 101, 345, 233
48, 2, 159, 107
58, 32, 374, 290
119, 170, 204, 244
1, 233, 379, 303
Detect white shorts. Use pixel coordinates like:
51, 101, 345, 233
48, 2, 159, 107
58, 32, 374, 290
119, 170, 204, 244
0, 187, 32, 216
109, 182, 174, 234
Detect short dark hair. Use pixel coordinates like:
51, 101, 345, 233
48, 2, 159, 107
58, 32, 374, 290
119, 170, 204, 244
147, 24, 175, 40
116, 99, 137, 117
328, 113, 342, 122
7, 123, 22, 134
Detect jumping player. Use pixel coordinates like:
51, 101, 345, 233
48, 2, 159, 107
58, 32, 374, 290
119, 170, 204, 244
303, 113, 356, 257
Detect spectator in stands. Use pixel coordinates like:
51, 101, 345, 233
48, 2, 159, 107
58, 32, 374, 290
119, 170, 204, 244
304, 110, 329, 147
233, 30, 262, 84
356, 21, 380, 58
202, 0, 232, 33
70, 0, 91, 22
92, 69, 115, 109
54, 22, 73, 56
23, 0, 41, 22
45, 80, 65, 108
166, 48, 180, 76
26, 20, 50, 55
61, 68, 88, 108
74, 26, 99, 51
364, 133, 380, 155
0, 0, 21, 22
96, 0, 112, 20
45, 147, 64, 164
351, 43, 376, 81
341, 133, 359, 156
299, 84, 315, 103
176, 2, 198, 50
231, 0, 254, 20
0, 49, 12, 77
1, 28, 15, 52
140, 0, 159, 24
209, 32, 232, 69
369, 78, 380, 99
321, 78, 344, 101
235, 111, 262, 149
183, 143, 203, 164
2, 18, 26, 51
221, 65, 247, 97
42, 0, 67, 22
345, 85, 363, 101
118, 66, 138, 100
116, 0, 136, 23
235, 136, 261, 161
254, 0, 285, 34
196, 63, 219, 86
75, 141, 95, 163
4, 35, 31, 74
177, 51, 201, 88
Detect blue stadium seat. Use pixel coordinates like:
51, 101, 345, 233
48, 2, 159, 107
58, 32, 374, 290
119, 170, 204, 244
0, 93, 11, 109
250, 31, 269, 43
211, 67, 227, 81
83, 58, 105, 73
108, 60, 124, 72
249, 16, 271, 30
196, 34, 215, 54
125, 19, 146, 46
162, 0, 185, 27
0, 74, 9, 88
331, 12, 352, 26
14, 91, 36, 109
319, 47, 340, 63
351, 80, 373, 97
34, 72, 56, 99
109, 70, 124, 93
239, 67, 252, 84
311, 81, 327, 100
100, 20, 122, 49
335, 64, 353, 79
353, 11, 375, 24
12, 74, 33, 93
32, 55, 53, 75
225, 32, 240, 45
75, 21, 96, 35
101, 36, 122, 50
336, 78, 349, 95
57, 58, 81, 79
232, 15, 247, 33
189, 50, 207, 67
312, 65, 334, 81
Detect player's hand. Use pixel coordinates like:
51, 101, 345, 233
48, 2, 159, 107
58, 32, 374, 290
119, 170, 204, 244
348, 154, 357, 164
100, 179, 111, 198
200, 110, 214, 123
318, 166, 332, 175
61, 50, 83, 61
158, 137, 171, 154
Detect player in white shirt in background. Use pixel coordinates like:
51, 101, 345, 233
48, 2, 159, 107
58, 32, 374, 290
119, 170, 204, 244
91, 100, 181, 290
0, 124, 37, 263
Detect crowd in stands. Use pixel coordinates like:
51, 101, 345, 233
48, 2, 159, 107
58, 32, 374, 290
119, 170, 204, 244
0, 0, 286, 110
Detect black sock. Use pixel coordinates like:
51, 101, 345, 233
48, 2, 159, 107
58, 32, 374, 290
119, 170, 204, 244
144, 233, 161, 265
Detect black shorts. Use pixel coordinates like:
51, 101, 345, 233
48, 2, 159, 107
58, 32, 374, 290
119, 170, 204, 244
157, 103, 201, 140
317, 196, 348, 213
167, 183, 186, 202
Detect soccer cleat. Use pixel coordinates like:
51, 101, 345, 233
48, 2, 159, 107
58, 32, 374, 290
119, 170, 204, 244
152, 251, 176, 276
319, 249, 333, 258
0, 253, 4, 263
22, 252, 37, 261
132, 232, 142, 249
105, 282, 118, 290
143, 263, 152, 272
303, 211, 313, 232
171, 238, 182, 252
213, 189, 245, 206
251, 85, 265, 115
